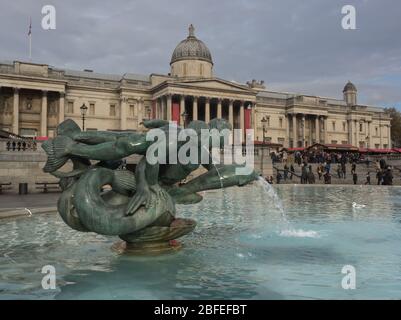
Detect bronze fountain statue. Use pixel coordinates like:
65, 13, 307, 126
42, 118, 257, 253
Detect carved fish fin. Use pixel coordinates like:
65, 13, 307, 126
56, 119, 81, 139
42, 138, 70, 173
112, 170, 137, 195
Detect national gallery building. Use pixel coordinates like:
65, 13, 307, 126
0, 25, 392, 149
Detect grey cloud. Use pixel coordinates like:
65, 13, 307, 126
0, 0, 400, 107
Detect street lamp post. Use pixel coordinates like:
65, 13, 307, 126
261, 116, 268, 176
80, 103, 88, 131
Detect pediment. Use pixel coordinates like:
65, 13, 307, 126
175, 78, 254, 94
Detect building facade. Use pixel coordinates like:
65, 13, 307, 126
0, 25, 392, 149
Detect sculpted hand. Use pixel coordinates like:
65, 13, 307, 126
125, 184, 151, 216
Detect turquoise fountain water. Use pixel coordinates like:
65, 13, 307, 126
1, 184, 401, 299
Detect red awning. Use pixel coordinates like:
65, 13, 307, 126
34, 136, 48, 141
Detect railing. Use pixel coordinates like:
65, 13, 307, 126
0, 138, 40, 152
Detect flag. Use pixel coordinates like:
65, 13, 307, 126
28, 18, 32, 36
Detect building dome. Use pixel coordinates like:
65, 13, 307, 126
170, 25, 213, 65
343, 81, 357, 92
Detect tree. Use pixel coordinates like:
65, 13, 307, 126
384, 107, 401, 147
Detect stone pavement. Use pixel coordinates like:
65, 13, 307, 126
0, 192, 59, 219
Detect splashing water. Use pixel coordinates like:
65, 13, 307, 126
257, 177, 320, 238
257, 177, 288, 223
279, 229, 320, 238
203, 146, 224, 189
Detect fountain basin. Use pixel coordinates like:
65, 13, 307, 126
1, 184, 401, 300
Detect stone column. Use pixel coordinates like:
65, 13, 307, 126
205, 97, 210, 123
166, 94, 172, 121
367, 121, 372, 148
161, 97, 166, 120
120, 96, 127, 130
286, 114, 290, 148
388, 125, 392, 148
58, 92, 65, 124
155, 98, 159, 119
239, 101, 244, 141
354, 120, 358, 147
180, 95, 185, 126
12, 88, 19, 134
292, 114, 297, 147
315, 116, 320, 143
348, 119, 353, 145
228, 99, 234, 129
301, 114, 306, 147
192, 96, 198, 121
217, 98, 222, 119
137, 98, 143, 128
324, 117, 328, 144
41, 90, 48, 136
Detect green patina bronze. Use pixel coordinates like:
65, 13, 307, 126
42, 118, 257, 252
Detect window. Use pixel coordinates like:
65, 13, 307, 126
20, 128, 37, 137
278, 137, 285, 145
279, 118, 283, 128
130, 105, 136, 117
343, 122, 346, 131
341, 140, 348, 145
110, 104, 116, 116
383, 144, 388, 149
89, 103, 95, 115
67, 101, 74, 114
359, 123, 363, 132
332, 121, 336, 131
183, 63, 187, 76
375, 127, 378, 136
331, 140, 337, 144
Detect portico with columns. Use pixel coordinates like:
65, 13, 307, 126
151, 79, 256, 140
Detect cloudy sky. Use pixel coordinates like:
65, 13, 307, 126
1, 0, 400, 109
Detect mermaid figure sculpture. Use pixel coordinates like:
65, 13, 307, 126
42, 118, 257, 253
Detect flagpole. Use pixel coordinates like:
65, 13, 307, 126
28, 17, 32, 61
29, 33, 32, 61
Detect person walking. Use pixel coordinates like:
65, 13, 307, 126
290, 164, 295, 180
284, 163, 289, 181
317, 165, 322, 180
301, 163, 308, 184
337, 164, 342, 179
308, 165, 315, 184
353, 172, 358, 185
376, 170, 383, 185
365, 172, 371, 185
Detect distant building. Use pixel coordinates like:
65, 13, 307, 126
0, 24, 391, 148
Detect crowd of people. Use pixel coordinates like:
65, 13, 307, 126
266, 149, 396, 186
